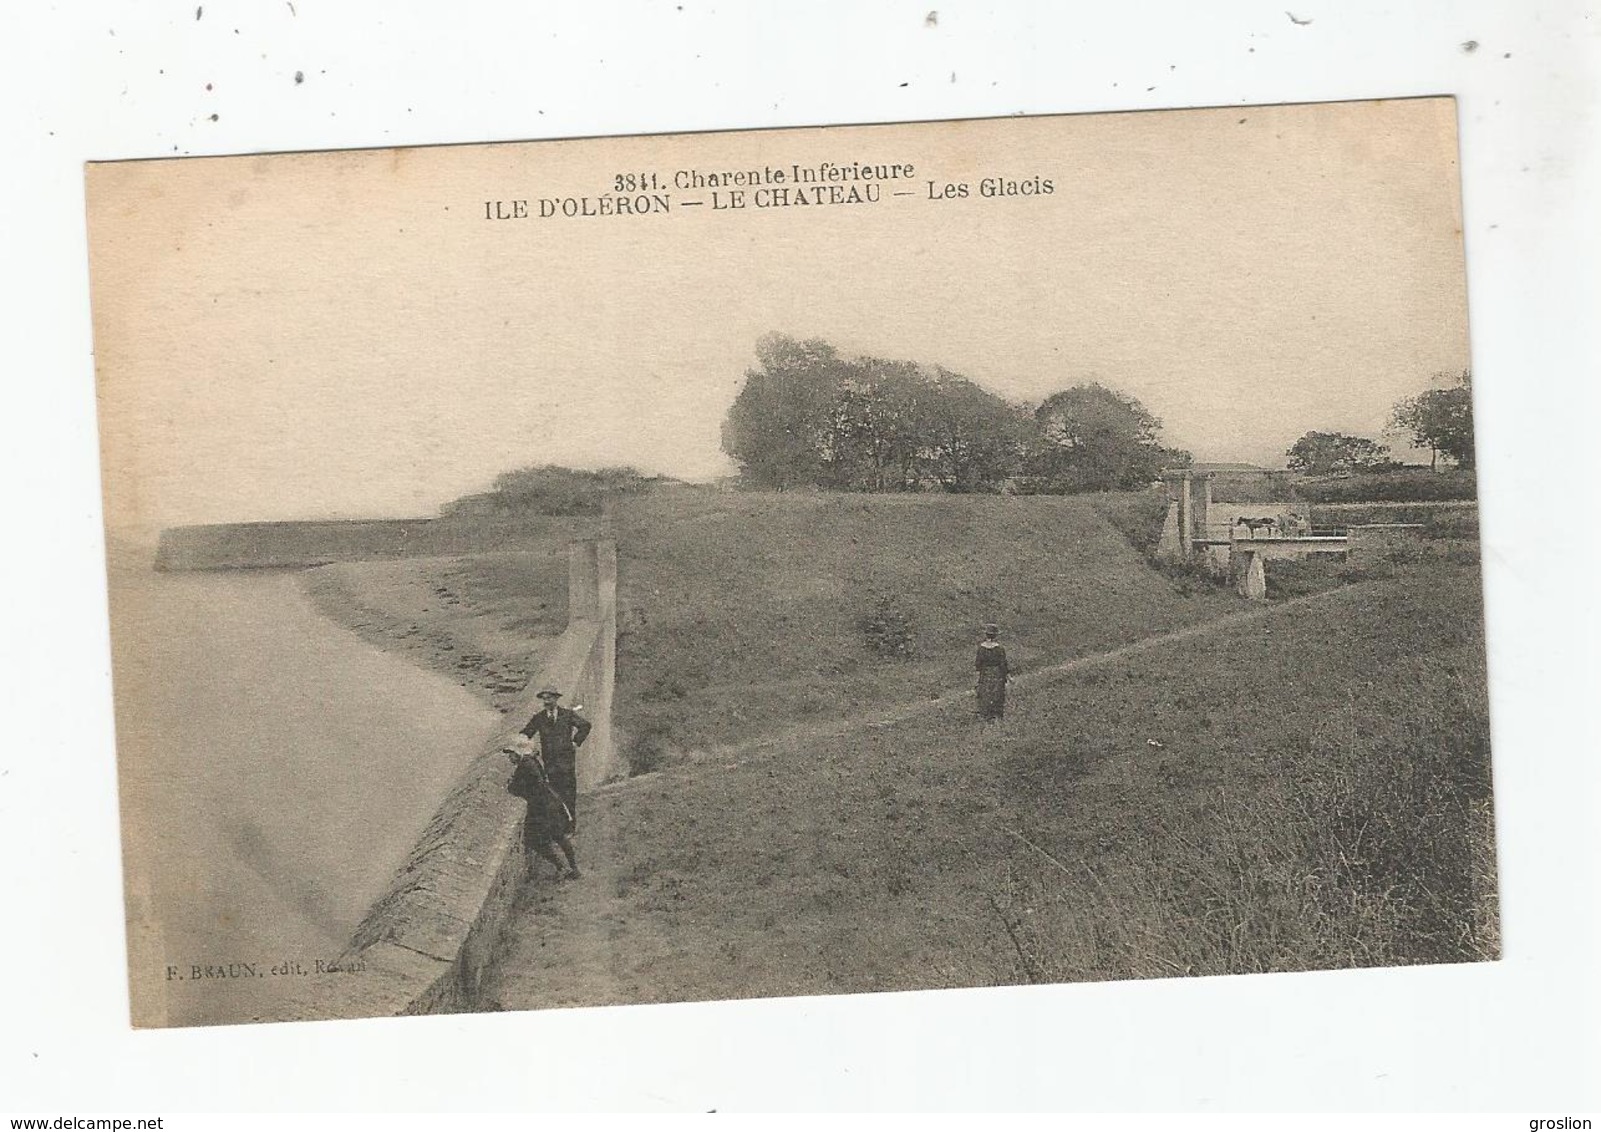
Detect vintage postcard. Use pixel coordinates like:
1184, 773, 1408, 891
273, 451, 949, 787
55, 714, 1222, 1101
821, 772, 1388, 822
87, 98, 1495, 1029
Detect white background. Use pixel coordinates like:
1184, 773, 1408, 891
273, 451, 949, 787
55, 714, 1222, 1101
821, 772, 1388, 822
1, 0, 1597, 1114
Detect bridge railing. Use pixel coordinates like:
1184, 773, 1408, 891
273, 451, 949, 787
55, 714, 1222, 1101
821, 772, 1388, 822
1230, 526, 1349, 540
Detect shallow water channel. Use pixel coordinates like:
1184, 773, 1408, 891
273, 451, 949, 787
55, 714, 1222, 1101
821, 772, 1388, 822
109, 565, 498, 1026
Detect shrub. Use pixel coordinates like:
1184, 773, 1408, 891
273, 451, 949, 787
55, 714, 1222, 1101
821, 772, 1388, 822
861, 595, 917, 659
452, 464, 654, 516
1163, 553, 1228, 597
625, 721, 674, 776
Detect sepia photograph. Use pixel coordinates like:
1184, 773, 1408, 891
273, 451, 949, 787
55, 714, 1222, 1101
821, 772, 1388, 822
86, 97, 1498, 1031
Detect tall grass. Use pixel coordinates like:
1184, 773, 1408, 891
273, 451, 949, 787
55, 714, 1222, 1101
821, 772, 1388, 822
1264, 539, 1481, 600
990, 640, 1497, 982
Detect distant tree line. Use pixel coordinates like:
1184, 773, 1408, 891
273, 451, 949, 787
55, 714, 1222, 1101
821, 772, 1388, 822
719, 334, 1190, 494
1287, 370, 1475, 476
460, 355, 1475, 513
1285, 431, 1399, 476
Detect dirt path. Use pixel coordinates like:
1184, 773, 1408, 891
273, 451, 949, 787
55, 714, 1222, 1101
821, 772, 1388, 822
479, 799, 659, 1011
480, 581, 1377, 1012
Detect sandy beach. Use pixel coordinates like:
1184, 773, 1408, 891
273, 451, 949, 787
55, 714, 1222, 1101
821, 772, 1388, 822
301, 549, 570, 716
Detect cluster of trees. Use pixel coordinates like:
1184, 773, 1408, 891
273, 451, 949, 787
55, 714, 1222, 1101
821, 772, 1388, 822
1390, 370, 1475, 471
471, 349, 1475, 508
720, 334, 1188, 494
1285, 431, 1398, 476
1286, 370, 1476, 476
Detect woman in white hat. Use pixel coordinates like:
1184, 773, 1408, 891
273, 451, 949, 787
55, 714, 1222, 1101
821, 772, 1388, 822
504, 735, 580, 880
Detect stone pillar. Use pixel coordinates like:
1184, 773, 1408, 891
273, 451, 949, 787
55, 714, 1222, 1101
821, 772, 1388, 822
547, 538, 617, 791
1178, 471, 1193, 555
1155, 500, 1183, 560
1199, 473, 1214, 542
586, 539, 617, 786
1235, 547, 1267, 600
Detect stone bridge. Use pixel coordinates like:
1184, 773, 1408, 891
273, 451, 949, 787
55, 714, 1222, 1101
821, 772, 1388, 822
1156, 469, 1425, 599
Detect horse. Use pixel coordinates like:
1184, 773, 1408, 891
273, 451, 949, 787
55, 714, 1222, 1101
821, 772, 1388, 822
1235, 516, 1279, 538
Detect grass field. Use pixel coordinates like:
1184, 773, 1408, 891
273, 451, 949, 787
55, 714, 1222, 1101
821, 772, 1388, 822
480, 552, 1495, 1010
605, 490, 1242, 766
294, 487, 1495, 1004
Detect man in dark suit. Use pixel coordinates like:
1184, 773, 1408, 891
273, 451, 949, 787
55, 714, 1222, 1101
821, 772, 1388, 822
520, 687, 592, 831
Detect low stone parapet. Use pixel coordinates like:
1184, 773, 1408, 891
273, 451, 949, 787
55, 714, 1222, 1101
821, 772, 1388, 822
301, 539, 616, 1019
154, 516, 602, 571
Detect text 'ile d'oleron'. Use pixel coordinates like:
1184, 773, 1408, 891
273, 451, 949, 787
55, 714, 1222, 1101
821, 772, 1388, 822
485, 160, 1055, 219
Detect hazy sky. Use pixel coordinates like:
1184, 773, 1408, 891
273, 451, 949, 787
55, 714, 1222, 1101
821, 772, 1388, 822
88, 98, 1469, 530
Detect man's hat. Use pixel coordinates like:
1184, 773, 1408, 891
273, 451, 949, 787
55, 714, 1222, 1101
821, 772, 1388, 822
536, 687, 562, 700
983, 623, 1000, 635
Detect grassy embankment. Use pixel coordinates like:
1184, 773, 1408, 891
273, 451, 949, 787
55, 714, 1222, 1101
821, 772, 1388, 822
604, 490, 1242, 768
306, 488, 1246, 763
1087, 486, 1247, 596
481, 553, 1495, 1010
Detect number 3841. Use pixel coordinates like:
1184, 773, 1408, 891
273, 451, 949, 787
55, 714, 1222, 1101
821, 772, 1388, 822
614, 172, 662, 192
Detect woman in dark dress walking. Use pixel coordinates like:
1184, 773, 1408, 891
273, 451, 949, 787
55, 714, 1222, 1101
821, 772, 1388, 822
976, 623, 1009, 720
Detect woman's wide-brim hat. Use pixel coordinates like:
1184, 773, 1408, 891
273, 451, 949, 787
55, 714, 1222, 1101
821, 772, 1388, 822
983, 623, 1000, 635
